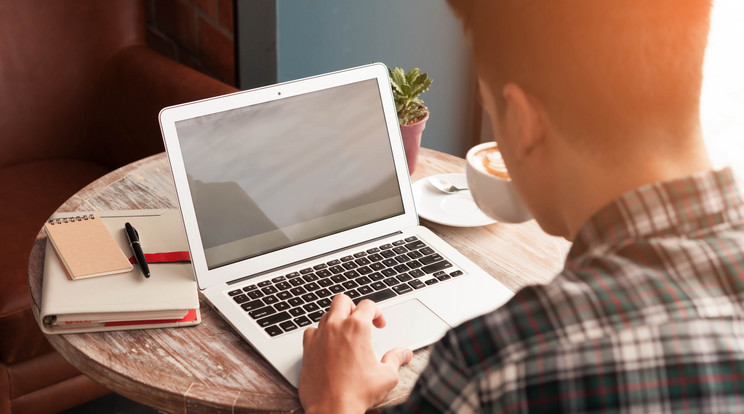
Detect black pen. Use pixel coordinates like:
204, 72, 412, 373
125, 222, 150, 278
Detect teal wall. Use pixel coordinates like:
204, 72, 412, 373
276, 0, 476, 156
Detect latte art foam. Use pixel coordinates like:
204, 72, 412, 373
474, 147, 510, 180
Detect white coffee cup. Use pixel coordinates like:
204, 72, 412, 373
466, 142, 532, 223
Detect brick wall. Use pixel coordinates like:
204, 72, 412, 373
145, 0, 236, 87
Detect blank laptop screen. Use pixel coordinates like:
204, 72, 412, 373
175, 79, 404, 269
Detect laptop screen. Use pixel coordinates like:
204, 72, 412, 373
174, 79, 405, 269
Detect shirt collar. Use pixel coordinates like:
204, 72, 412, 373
569, 168, 744, 260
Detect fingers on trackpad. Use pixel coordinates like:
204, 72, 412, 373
370, 299, 451, 360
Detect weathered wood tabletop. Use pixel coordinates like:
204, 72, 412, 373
28, 148, 571, 413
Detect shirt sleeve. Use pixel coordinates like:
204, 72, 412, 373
381, 327, 481, 414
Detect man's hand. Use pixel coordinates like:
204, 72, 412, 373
299, 294, 413, 414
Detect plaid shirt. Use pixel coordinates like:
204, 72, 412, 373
385, 168, 744, 413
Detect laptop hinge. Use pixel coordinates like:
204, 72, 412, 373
227, 231, 404, 285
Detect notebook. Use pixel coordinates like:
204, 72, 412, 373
44, 215, 132, 279
159, 63, 515, 387
40, 209, 200, 334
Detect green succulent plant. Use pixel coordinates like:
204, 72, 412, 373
388, 67, 433, 126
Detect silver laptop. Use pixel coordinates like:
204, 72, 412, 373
159, 63, 513, 387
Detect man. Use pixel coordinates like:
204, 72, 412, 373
299, 0, 744, 412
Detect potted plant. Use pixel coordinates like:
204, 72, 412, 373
389, 66, 432, 174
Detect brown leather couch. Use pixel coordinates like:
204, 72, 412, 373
0, 1, 237, 413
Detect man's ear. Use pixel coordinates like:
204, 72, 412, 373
502, 83, 545, 160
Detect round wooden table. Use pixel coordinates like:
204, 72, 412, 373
28, 148, 571, 413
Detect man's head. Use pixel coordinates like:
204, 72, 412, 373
449, 0, 713, 237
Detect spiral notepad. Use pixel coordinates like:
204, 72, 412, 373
44, 215, 133, 280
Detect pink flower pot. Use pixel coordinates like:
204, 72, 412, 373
399, 112, 429, 174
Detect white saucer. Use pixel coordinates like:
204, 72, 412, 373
412, 173, 497, 227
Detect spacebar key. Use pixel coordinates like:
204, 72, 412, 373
352, 288, 396, 305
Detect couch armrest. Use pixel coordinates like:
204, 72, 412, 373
87, 45, 238, 169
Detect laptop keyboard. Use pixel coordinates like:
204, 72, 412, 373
226, 236, 465, 337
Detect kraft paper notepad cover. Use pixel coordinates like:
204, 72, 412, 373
44, 215, 133, 280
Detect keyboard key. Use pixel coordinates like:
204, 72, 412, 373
305, 282, 320, 291
366, 247, 380, 254
353, 288, 396, 305
408, 251, 423, 259
342, 262, 358, 270
258, 280, 272, 287
358, 285, 373, 295
368, 253, 383, 262
300, 267, 314, 274
437, 274, 451, 282
357, 266, 372, 275
317, 269, 332, 278
243, 285, 257, 292
228, 289, 243, 296
394, 264, 410, 273
289, 278, 304, 286
265, 325, 283, 337
392, 240, 406, 246
261, 286, 278, 295
369, 272, 385, 281
247, 290, 264, 299
425, 278, 439, 285
345, 289, 361, 299
382, 258, 397, 267
263, 295, 279, 305
451, 270, 464, 277
393, 284, 413, 295
380, 250, 396, 258
327, 259, 341, 266
313, 264, 327, 270
420, 247, 435, 255
355, 276, 372, 285
309, 311, 325, 322
355, 257, 371, 266
294, 316, 312, 327
329, 284, 344, 294
275, 281, 291, 290
371, 281, 387, 291
344, 270, 360, 278
331, 275, 346, 283
288, 297, 304, 307
383, 277, 400, 286
316, 288, 332, 298
318, 298, 332, 308
275, 302, 290, 311
341, 255, 354, 262
302, 292, 319, 302
289, 307, 306, 317
393, 246, 408, 254
353, 252, 367, 258
420, 254, 443, 265
370, 262, 385, 271
395, 255, 411, 263
318, 278, 333, 287
303, 302, 320, 312
290, 287, 307, 296
330, 265, 345, 274
272, 276, 286, 283
408, 260, 423, 268
277, 291, 292, 301
342, 280, 359, 290
303, 274, 319, 282
409, 269, 425, 278
434, 271, 447, 277
404, 236, 418, 242
249, 306, 276, 319
422, 261, 453, 274
232, 294, 249, 304
396, 273, 412, 282
280, 320, 298, 332
286, 271, 301, 278
405, 240, 425, 250
409, 280, 425, 289
257, 311, 291, 327
379, 243, 393, 250
381, 268, 397, 277
241, 299, 265, 312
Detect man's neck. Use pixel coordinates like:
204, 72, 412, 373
559, 129, 713, 240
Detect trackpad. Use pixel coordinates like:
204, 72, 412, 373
371, 299, 451, 360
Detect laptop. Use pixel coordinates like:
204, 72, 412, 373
159, 63, 514, 387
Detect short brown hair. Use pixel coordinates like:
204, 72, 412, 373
449, 0, 712, 144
